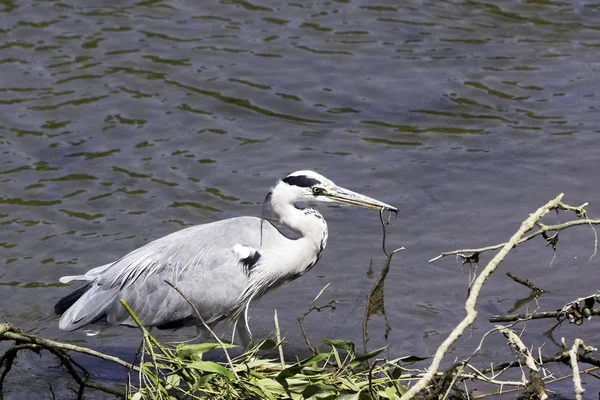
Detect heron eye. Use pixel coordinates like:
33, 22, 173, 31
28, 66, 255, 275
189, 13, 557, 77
312, 187, 323, 195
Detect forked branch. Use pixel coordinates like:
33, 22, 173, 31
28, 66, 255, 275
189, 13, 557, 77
402, 194, 567, 399
429, 199, 598, 263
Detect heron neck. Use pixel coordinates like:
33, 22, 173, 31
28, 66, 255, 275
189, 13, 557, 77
274, 202, 328, 249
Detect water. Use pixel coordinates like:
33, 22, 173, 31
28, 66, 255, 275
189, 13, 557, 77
2, 0, 600, 397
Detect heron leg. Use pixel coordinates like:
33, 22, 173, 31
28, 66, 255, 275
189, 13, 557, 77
196, 323, 216, 341
236, 318, 252, 349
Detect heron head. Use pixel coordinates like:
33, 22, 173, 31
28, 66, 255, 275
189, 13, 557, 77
275, 170, 398, 213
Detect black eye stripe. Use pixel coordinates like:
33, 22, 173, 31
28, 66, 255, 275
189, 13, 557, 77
283, 175, 321, 188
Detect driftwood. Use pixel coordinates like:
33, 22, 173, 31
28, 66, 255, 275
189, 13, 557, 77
403, 194, 600, 400
0, 322, 131, 399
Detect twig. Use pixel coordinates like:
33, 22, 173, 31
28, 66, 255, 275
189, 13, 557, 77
506, 272, 545, 293
491, 310, 567, 323
559, 293, 599, 325
566, 338, 593, 400
273, 309, 285, 369
0, 323, 136, 370
163, 280, 239, 380
402, 194, 566, 399
0, 326, 125, 398
497, 326, 547, 399
490, 306, 600, 323
298, 283, 337, 355
119, 300, 168, 358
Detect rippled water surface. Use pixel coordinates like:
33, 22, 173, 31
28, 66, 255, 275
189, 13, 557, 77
2, 0, 600, 397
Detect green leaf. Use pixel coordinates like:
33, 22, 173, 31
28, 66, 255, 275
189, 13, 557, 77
258, 338, 278, 350
166, 374, 181, 388
278, 353, 330, 379
197, 372, 217, 388
255, 378, 286, 399
176, 342, 235, 358
330, 344, 342, 368
339, 377, 360, 392
398, 355, 429, 364
141, 367, 160, 385
354, 346, 386, 362
187, 360, 236, 380
277, 365, 301, 380
302, 384, 321, 398
131, 393, 142, 400
338, 392, 361, 400
384, 386, 400, 399
322, 339, 355, 354
299, 352, 331, 367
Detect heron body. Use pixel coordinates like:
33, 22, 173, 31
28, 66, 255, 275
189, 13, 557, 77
55, 170, 396, 346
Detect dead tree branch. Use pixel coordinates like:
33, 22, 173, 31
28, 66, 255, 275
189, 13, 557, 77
429, 216, 599, 264
490, 294, 600, 324
565, 338, 597, 400
497, 325, 548, 399
402, 194, 568, 399
0, 323, 136, 371
506, 272, 545, 293
0, 323, 127, 398
297, 283, 337, 355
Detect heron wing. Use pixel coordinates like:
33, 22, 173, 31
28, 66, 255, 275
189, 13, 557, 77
58, 216, 267, 331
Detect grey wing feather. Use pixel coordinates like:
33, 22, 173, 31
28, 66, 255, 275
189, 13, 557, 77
59, 217, 265, 331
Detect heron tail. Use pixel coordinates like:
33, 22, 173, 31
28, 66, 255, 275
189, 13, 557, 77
54, 283, 92, 316
56, 284, 120, 331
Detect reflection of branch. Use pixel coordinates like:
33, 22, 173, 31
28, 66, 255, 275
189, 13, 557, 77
429, 218, 600, 263
0, 323, 127, 399
403, 194, 568, 400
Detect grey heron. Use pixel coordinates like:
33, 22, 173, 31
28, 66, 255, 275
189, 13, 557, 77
55, 170, 397, 346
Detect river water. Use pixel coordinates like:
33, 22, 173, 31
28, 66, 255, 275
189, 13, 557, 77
1, 0, 600, 398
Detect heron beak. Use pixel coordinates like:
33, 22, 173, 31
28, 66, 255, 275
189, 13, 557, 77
328, 186, 398, 213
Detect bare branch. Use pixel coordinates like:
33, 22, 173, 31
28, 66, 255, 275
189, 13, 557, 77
0, 324, 125, 398
559, 293, 600, 325
273, 309, 285, 369
402, 194, 565, 399
297, 283, 337, 355
565, 338, 597, 400
497, 325, 547, 400
489, 308, 600, 323
0, 323, 136, 371
429, 218, 600, 264
506, 272, 545, 292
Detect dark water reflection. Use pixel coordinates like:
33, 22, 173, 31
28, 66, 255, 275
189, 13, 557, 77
2, 0, 600, 397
